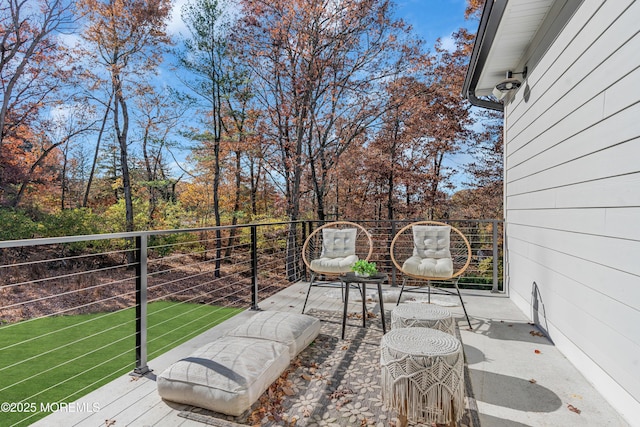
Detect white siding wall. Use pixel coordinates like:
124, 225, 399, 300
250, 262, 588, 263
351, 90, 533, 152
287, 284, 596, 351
503, 0, 640, 421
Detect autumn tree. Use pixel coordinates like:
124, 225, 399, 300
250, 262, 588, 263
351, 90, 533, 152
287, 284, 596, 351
78, 0, 172, 235
179, 0, 252, 274
456, 108, 503, 219
134, 86, 190, 226
240, 0, 423, 222
0, 0, 76, 206
417, 33, 473, 219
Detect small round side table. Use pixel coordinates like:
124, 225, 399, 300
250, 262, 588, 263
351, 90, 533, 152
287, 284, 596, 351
380, 327, 464, 427
391, 303, 455, 335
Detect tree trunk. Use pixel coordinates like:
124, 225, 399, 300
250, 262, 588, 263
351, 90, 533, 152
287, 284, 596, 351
84, 94, 112, 207
224, 149, 242, 258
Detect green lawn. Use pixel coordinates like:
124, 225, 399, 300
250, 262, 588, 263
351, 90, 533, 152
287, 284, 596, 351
0, 301, 242, 426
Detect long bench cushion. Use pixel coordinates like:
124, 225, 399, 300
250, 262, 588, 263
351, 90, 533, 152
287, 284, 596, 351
226, 311, 321, 358
157, 336, 290, 416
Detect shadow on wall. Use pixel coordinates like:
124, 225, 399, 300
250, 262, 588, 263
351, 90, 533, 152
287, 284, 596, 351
531, 281, 551, 340
468, 369, 563, 413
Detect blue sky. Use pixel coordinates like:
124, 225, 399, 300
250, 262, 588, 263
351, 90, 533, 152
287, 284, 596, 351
394, 0, 473, 50
161, 0, 478, 189
167, 0, 473, 51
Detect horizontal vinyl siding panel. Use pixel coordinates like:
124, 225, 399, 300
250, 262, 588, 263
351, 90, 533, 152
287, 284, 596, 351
508, 136, 639, 196
507, 223, 640, 278
506, 0, 629, 133
503, 0, 640, 418
507, 249, 640, 402
507, 172, 640, 210
507, 98, 640, 184
508, 48, 640, 177
507, 35, 640, 174
508, 207, 640, 241
507, 234, 640, 310
604, 63, 640, 116
507, 239, 640, 348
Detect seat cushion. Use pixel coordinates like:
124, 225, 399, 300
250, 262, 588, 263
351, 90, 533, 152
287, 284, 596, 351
310, 254, 358, 273
403, 255, 454, 278
157, 336, 290, 416
412, 225, 451, 259
321, 228, 357, 258
225, 311, 320, 358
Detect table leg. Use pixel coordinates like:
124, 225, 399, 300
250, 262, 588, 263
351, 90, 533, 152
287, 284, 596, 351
361, 283, 367, 328
341, 280, 349, 340
377, 281, 386, 334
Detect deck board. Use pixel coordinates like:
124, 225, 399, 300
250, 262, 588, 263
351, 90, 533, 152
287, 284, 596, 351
32, 281, 629, 427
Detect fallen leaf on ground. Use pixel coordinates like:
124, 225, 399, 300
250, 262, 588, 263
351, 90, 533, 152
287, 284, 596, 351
568, 404, 581, 414
282, 386, 295, 396
534, 349, 541, 354
529, 379, 537, 384
530, 330, 544, 337
301, 373, 312, 381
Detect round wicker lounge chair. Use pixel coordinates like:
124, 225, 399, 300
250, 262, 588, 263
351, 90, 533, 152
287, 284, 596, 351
301, 221, 373, 314
390, 220, 472, 328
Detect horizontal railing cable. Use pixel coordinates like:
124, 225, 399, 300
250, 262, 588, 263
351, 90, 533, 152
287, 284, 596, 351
0, 218, 502, 426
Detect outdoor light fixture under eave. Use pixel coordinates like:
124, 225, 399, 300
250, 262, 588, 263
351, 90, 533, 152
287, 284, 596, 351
492, 67, 527, 100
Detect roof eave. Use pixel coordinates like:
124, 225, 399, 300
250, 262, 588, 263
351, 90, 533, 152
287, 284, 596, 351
462, 0, 509, 112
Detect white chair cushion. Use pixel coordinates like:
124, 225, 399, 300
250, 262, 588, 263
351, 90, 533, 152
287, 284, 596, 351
321, 228, 357, 258
403, 255, 454, 278
412, 225, 451, 259
310, 254, 358, 273
225, 311, 320, 358
157, 336, 290, 416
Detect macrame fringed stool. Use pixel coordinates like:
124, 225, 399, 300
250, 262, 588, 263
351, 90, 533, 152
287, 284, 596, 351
381, 327, 464, 427
391, 302, 456, 335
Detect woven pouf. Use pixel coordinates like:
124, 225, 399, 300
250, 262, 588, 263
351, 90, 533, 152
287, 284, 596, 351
380, 327, 464, 426
391, 303, 456, 335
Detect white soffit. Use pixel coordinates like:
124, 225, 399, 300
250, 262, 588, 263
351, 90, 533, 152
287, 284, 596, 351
475, 0, 554, 97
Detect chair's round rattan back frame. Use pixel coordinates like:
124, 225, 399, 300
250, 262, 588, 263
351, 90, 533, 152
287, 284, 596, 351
302, 221, 373, 275
390, 220, 472, 280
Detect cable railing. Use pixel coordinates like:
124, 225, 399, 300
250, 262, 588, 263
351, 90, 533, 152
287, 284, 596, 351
0, 218, 502, 426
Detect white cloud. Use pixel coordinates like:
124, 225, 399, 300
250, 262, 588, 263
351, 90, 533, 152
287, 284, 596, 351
166, 0, 190, 37
439, 34, 457, 52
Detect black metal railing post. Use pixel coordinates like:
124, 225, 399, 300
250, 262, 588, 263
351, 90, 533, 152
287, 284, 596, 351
250, 225, 260, 310
133, 234, 151, 376
302, 221, 308, 281
492, 220, 500, 293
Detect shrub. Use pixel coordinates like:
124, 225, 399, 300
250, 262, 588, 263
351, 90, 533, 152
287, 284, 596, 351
0, 208, 39, 241
41, 208, 101, 238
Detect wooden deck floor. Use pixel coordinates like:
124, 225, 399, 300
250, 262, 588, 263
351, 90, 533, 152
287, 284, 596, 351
33, 281, 629, 427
